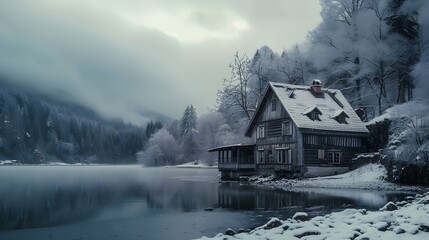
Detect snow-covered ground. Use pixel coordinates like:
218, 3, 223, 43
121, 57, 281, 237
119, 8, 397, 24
174, 160, 217, 169
0, 160, 19, 165
195, 164, 428, 239
197, 192, 429, 240
250, 164, 424, 191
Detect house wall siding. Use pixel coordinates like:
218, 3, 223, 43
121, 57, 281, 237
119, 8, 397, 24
252, 91, 303, 169
303, 144, 366, 167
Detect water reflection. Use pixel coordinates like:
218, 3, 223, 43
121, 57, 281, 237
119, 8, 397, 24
0, 166, 413, 234
0, 166, 219, 230
217, 182, 412, 211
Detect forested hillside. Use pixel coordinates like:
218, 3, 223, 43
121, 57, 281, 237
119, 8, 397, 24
218, 0, 427, 127
0, 81, 146, 164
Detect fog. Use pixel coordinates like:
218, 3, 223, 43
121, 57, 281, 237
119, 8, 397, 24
0, 0, 321, 125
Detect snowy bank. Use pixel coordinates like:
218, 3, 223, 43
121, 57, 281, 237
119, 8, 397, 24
197, 192, 429, 240
251, 164, 424, 191
174, 160, 217, 169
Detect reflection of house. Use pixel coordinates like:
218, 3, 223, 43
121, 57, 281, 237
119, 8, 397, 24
209, 80, 369, 180
218, 182, 306, 210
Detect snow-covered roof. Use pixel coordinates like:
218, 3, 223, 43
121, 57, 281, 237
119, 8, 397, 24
302, 106, 322, 115
331, 109, 349, 119
245, 82, 369, 136
208, 143, 255, 152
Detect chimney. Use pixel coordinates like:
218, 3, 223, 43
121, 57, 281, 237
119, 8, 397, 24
311, 79, 322, 94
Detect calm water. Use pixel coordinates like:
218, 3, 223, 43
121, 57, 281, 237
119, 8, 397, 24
0, 165, 414, 240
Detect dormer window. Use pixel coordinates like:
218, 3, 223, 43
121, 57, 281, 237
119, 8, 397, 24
303, 106, 322, 121
331, 110, 349, 124
310, 111, 321, 121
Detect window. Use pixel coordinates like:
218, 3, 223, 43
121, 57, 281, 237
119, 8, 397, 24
228, 150, 232, 163
304, 106, 322, 121
220, 150, 233, 163
332, 110, 349, 124
318, 149, 325, 159
257, 149, 265, 163
310, 111, 321, 121
257, 125, 266, 139
276, 148, 291, 164
271, 99, 277, 111
267, 149, 274, 162
282, 121, 292, 136
335, 116, 348, 124
327, 151, 341, 164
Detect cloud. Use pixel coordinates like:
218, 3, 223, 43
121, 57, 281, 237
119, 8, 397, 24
0, 0, 321, 125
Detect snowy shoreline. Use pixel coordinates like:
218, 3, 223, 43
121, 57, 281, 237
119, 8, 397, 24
249, 164, 427, 192
195, 164, 429, 239
197, 191, 429, 240
170, 161, 218, 169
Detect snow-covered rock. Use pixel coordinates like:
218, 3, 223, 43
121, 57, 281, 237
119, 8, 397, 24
263, 218, 283, 229
225, 228, 236, 236
292, 212, 309, 222
197, 192, 429, 240
380, 201, 398, 211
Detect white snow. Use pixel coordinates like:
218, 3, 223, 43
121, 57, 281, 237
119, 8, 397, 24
42, 162, 98, 166
251, 164, 424, 191
174, 160, 217, 169
0, 160, 19, 165
269, 82, 369, 133
197, 192, 429, 240
366, 100, 429, 126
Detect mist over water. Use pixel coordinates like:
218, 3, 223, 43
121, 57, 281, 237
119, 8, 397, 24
0, 166, 218, 229
0, 166, 413, 240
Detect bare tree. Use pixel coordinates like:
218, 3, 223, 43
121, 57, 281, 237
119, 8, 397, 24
217, 52, 254, 120
404, 116, 429, 165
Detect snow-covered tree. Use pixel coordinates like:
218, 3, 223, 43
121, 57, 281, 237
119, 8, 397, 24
181, 105, 197, 136
0, 82, 146, 163
137, 128, 180, 166
180, 105, 199, 161
196, 112, 237, 164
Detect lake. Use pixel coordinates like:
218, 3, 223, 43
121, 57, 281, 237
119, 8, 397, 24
0, 165, 414, 240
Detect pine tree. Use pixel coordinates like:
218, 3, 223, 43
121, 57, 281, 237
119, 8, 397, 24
181, 105, 197, 136
180, 105, 199, 161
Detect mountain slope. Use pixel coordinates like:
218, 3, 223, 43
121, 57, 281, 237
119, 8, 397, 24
0, 81, 146, 164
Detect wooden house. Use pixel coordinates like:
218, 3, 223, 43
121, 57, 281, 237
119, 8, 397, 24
210, 80, 369, 180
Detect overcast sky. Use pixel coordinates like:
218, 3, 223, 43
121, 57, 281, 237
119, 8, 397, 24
0, 0, 321, 125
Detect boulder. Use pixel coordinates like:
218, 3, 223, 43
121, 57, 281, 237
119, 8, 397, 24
293, 212, 310, 221
263, 218, 282, 230
380, 202, 397, 211
225, 228, 236, 236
